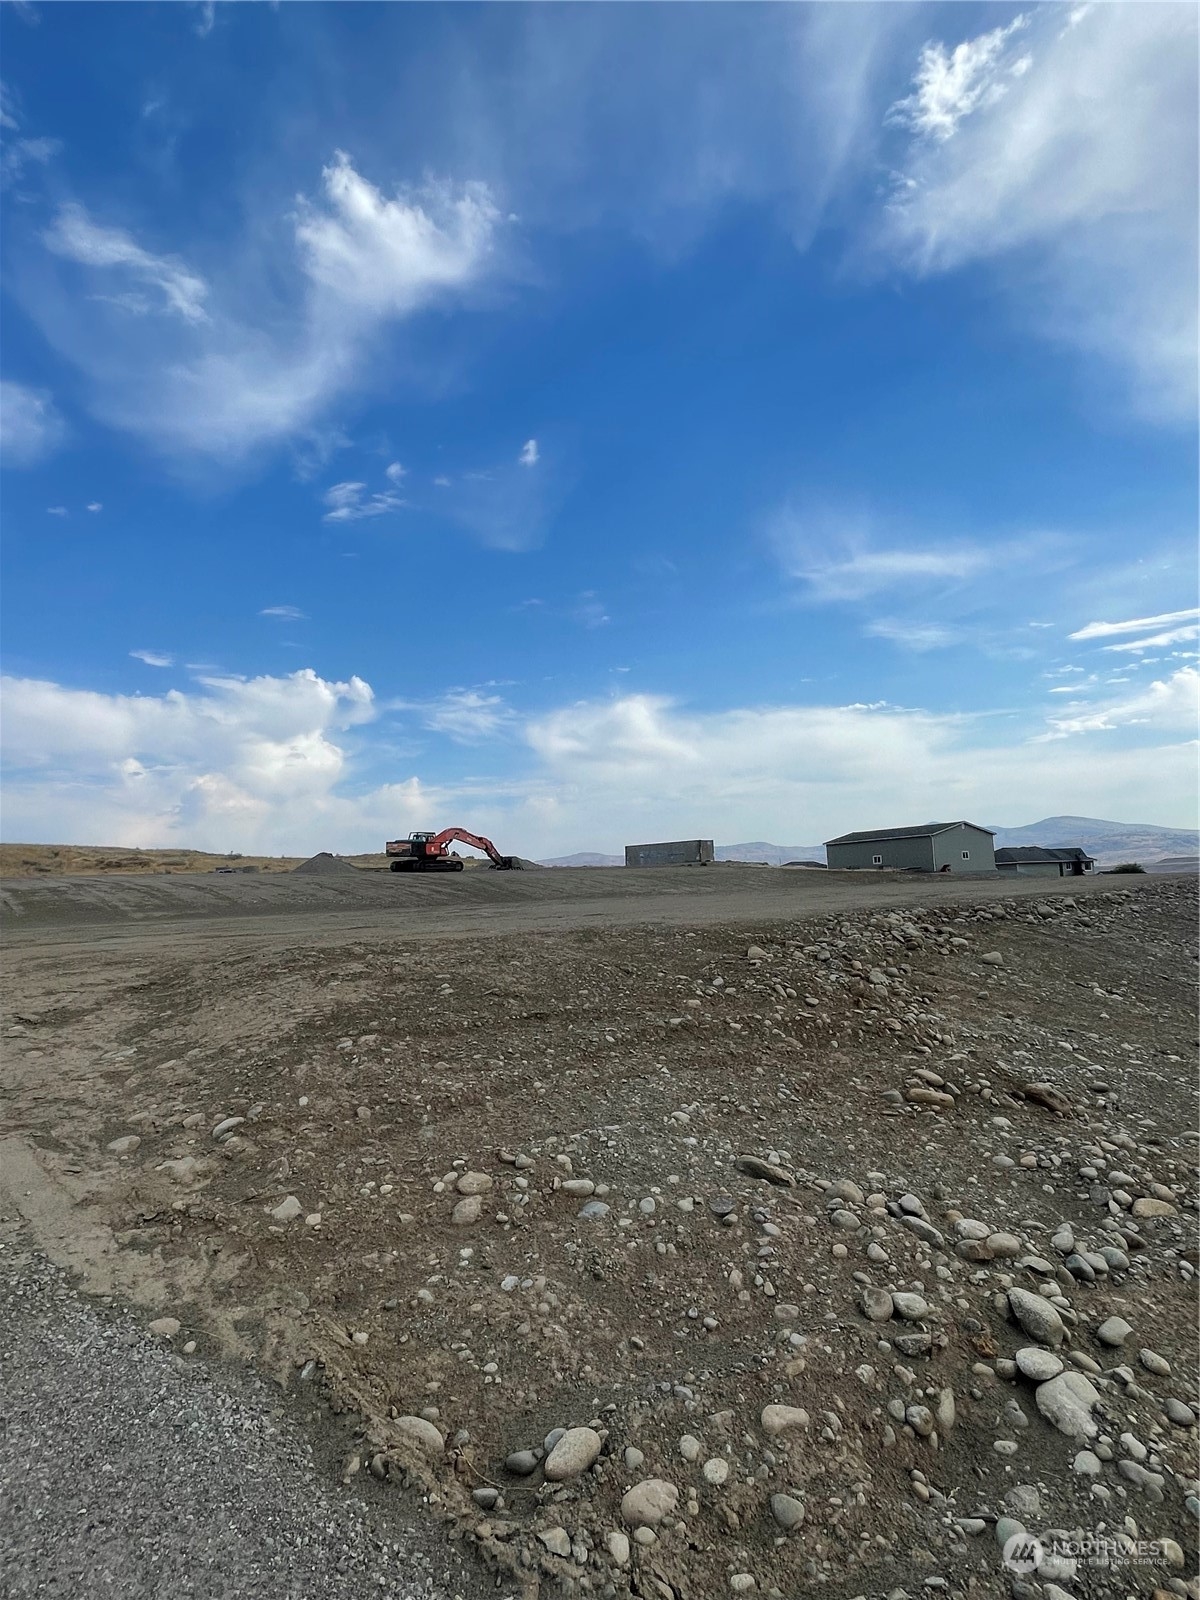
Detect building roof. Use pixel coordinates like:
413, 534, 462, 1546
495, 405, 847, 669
824, 821, 995, 847
995, 845, 1095, 865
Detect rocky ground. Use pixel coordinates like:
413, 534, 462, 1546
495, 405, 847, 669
1, 871, 1197, 1600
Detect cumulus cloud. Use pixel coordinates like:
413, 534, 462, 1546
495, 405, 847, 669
0, 379, 65, 466
384, 461, 406, 485
1, 666, 1196, 854
879, 4, 1198, 422
18, 153, 506, 460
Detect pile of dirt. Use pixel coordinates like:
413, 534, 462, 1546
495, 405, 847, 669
292, 852, 358, 876
506, 857, 544, 871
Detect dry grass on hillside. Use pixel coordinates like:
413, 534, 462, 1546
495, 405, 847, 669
0, 844, 497, 879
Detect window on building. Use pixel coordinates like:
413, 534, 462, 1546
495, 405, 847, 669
962, 851, 970, 859
872, 854, 882, 865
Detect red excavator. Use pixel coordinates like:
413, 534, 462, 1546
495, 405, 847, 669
385, 827, 522, 873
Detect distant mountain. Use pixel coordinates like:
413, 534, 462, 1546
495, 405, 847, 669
541, 817, 1198, 871
541, 851, 624, 868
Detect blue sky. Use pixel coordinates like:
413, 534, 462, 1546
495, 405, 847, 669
1, 0, 1196, 856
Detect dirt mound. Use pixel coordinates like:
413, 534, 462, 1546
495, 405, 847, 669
293, 852, 358, 876
505, 857, 544, 871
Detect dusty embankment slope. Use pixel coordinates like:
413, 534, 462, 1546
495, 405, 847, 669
1, 870, 1196, 1599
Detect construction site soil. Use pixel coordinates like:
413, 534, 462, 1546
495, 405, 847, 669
2, 865, 1197, 1600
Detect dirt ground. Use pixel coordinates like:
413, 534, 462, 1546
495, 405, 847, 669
2, 866, 1197, 1600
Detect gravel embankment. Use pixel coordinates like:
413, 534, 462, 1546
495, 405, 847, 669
0, 1241, 496, 1600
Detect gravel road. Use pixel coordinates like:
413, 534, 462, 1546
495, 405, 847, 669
0, 1237, 499, 1600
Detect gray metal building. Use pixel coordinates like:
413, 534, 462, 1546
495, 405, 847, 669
825, 821, 996, 873
625, 838, 715, 868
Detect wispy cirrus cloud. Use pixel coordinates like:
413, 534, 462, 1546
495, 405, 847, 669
130, 649, 174, 668
1069, 607, 1200, 641
18, 152, 508, 460
878, 4, 1198, 422
1102, 625, 1199, 655
0, 378, 65, 466
259, 604, 306, 621
769, 503, 992, 603
44, 204, 210, 323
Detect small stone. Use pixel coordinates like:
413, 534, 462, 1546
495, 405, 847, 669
1073, 1450, 1102, 1476
760, 1405, 809, 1437
505, 1449, 540, 1475
986, 1232, 1022, 1257
620, 1479, 679, 1527
729, 1577, 756, 1595
578, 1200, 610, 1220
891, 1292, 931, 1321
1165, 1399, 1196, 1428
623, 1446, 645, 1471
544, 1427, 602, 1482
1132, 1197, 1177, 1218
271, 1195, 303, 1223
456, 1171, 493, 1195
393, 1416, 444, 1456
473, 1487, 499, 1509
147, 1317, 180, 1339
1035, 1372, 1101, 1440
1015, 1347, 1064, 1382
106, 1135, 141, 1156
1096, 1316, 1133, 1347
451, 1195, 482, 1226
1004, 1484, 1041, 1522
702, 1457, 729, 1486
561, 1178, 595, 1197
211, 1116, 244, 1140
679, 1434, 702, 1463
734, 1155, 794, 1186
860, 1286, 894, 1322
537, 1527, 571, 1559
980, 951, 1004, 966
1007, 1286, 1065, 1347
606, 1530, 630, 1566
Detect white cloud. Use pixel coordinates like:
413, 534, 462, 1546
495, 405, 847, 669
194, 2, 215, 38
2, 133, 61, 190
0, 82, 18, 130
44, 204, 210, 323
1, 666, 1195, 854
1069, 608, 1200, 641
391, 688, 516, 743
879, 4, 1198, 422
865, 619, 963, 652
321, 479, 405, 522
385, 461, 406, 485
887, 15, 1029, 142
295, 152, 499, 316
1102, 625, 1200, 655
1038, 666, 1198, 739
87, 501, 102, 512
19, 153, 505, 459
46, 505, 67, 516
770, 506, 992, 603
518, 438, 539, 467
259, 604, 306, 621
130, 649, 173, 668
0, 379, 65, 466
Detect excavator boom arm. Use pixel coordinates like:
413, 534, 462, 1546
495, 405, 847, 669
428, 826, 506, 866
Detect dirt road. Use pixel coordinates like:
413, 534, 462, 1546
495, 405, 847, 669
2, 866, 1196, 1599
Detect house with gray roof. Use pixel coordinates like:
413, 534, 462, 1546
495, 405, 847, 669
995, 845, 1094, 877
824, 821, 996, 873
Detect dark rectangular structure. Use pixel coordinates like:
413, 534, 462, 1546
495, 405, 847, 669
995, 846, 1094, 876
625, 838, 715, 868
